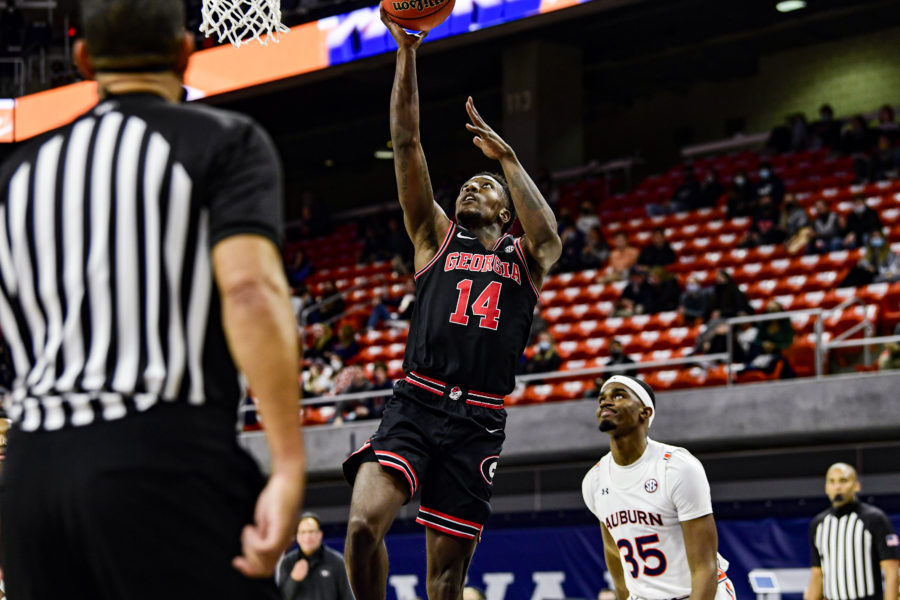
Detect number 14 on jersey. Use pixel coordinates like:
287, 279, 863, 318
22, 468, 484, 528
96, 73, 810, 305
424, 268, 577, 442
449, 280, 502, 330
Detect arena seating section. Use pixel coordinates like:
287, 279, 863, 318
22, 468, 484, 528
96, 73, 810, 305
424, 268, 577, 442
289, 147, 900, 424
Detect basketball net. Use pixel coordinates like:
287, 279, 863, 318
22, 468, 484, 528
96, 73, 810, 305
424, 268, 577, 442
200, 0, 290, 48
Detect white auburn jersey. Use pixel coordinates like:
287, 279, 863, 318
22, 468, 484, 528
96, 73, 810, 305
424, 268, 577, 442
582, 439, 730, 600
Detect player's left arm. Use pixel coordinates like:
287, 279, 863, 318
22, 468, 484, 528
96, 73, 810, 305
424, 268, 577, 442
881, 559, 898, 600
681, 515, 720, 600
465, 97, 561, 287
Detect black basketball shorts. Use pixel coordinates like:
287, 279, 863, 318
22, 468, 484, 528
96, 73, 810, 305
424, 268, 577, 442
342, 374, 507, 541
0, 403, 280, 600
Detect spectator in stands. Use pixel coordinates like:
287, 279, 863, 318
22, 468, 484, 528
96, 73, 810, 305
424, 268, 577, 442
528, 305, 549, 345
370, 361, 394, 391
367, 278, 416, 330
726, 170, 756, 218
580, 225, 609, 270
810, 104, 842, 150
841, 115, 874, 155
810, 199, 844, 254
789, 112, 810, 152
755, 162, 785, 207
386, 216, 415, 275
333, 365, 375, 423
740, 195, 787, 248
766, 115, 792, 154
648, 166, 699, 216
671, 165, 702, 212
743, 300, 796, 379
305, 323, 335, 360
302, 358, 336, 397
292, 285, 316, 321
637, 227, 676, 268
557, 222, 586, 273
863, 134, 900, 182
615, 266, 651, 316
308, 280, 345, 324
842, 229, 900, 286
707, 270, 751, 319
576, 201, 601, 235
678, 274, 710, 325
358, 223, 394, 265
876, 104, 900, 142
286, 249, 314, 289
698, 168, 724, 208
605, 339, 637, 377
644, 267, 681, 314
877, 341, 900, 371
782, 198, 814, 254
693, 315, 745, 363
329, 324, 360, 362
584, 377, 604, 400
522, 331, 562, 375
601, 232, 640, 282
842, 196, 883, 249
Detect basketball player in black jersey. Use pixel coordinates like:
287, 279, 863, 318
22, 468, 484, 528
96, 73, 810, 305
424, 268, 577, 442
342, 10, 562, 600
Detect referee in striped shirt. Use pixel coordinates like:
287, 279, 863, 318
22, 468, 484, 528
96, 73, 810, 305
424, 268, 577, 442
806, 463, 899, 600
0, 1, 305, 598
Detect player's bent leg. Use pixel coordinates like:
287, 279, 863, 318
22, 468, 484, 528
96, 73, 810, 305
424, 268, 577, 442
345, 461, 409, 600
424, 528, 478, 600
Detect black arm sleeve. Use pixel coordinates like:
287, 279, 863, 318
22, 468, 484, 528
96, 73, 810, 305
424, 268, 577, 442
207, 118, 284, 248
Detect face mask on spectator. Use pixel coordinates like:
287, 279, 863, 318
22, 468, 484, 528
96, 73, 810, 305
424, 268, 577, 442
871, 237, 884, 248
759, 168, 771, 180
538, 341, 551, 352
854, 204, 866, 214
734, 176, 746, 186
686, 282, 700, 293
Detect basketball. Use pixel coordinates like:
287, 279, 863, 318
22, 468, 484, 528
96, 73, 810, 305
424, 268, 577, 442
381, 0, 456, 32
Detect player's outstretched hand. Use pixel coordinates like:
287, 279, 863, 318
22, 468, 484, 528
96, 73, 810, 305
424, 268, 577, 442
380, 6, 427, 49
233, 471, 305, 578
466, 97, 514, 161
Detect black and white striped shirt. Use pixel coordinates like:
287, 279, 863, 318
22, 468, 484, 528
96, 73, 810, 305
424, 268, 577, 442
0, 93, 282, 432
810, 501, 900, 600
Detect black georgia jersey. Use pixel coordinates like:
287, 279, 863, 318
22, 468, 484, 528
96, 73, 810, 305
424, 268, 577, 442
402, 222, 539, 396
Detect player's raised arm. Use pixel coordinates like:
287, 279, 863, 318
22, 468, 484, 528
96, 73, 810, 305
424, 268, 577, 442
465, 97, 561, 285
600, 523, 629, 600
680, 515, 719, 600
381, 8, 450, 268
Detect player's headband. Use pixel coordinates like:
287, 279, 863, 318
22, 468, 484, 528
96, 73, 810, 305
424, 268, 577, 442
601, 375, 655, 428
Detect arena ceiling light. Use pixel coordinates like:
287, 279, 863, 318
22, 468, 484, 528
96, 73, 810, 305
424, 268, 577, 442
374, 150, 394, 159
775, 0, 807, 12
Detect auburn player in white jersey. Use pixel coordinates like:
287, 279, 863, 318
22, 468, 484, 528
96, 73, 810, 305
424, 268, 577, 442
582, 376, 735, 600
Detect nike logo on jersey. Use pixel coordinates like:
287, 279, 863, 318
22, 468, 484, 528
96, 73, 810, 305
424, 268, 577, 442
604, 509, 663, 530
457, 232, 477, 240
486, 428, 503, 434
444, 252, 522, 285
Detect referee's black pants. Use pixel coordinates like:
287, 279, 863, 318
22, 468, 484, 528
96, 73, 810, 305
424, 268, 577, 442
0, 402, 280, 600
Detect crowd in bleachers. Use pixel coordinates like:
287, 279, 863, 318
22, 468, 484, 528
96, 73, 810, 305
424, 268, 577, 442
251, 100, 900, 429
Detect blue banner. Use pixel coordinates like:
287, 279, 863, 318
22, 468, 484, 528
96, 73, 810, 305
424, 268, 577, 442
324, 514, 900, 600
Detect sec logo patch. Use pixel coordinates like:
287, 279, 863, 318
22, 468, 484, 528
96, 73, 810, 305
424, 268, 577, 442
644, 479, 658, 493
481, 455, 499, 485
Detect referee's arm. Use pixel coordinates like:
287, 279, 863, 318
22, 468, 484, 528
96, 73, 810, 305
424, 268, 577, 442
214, 234, 305, 577
881, 559, 898, 600
804, 567, 824, 600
